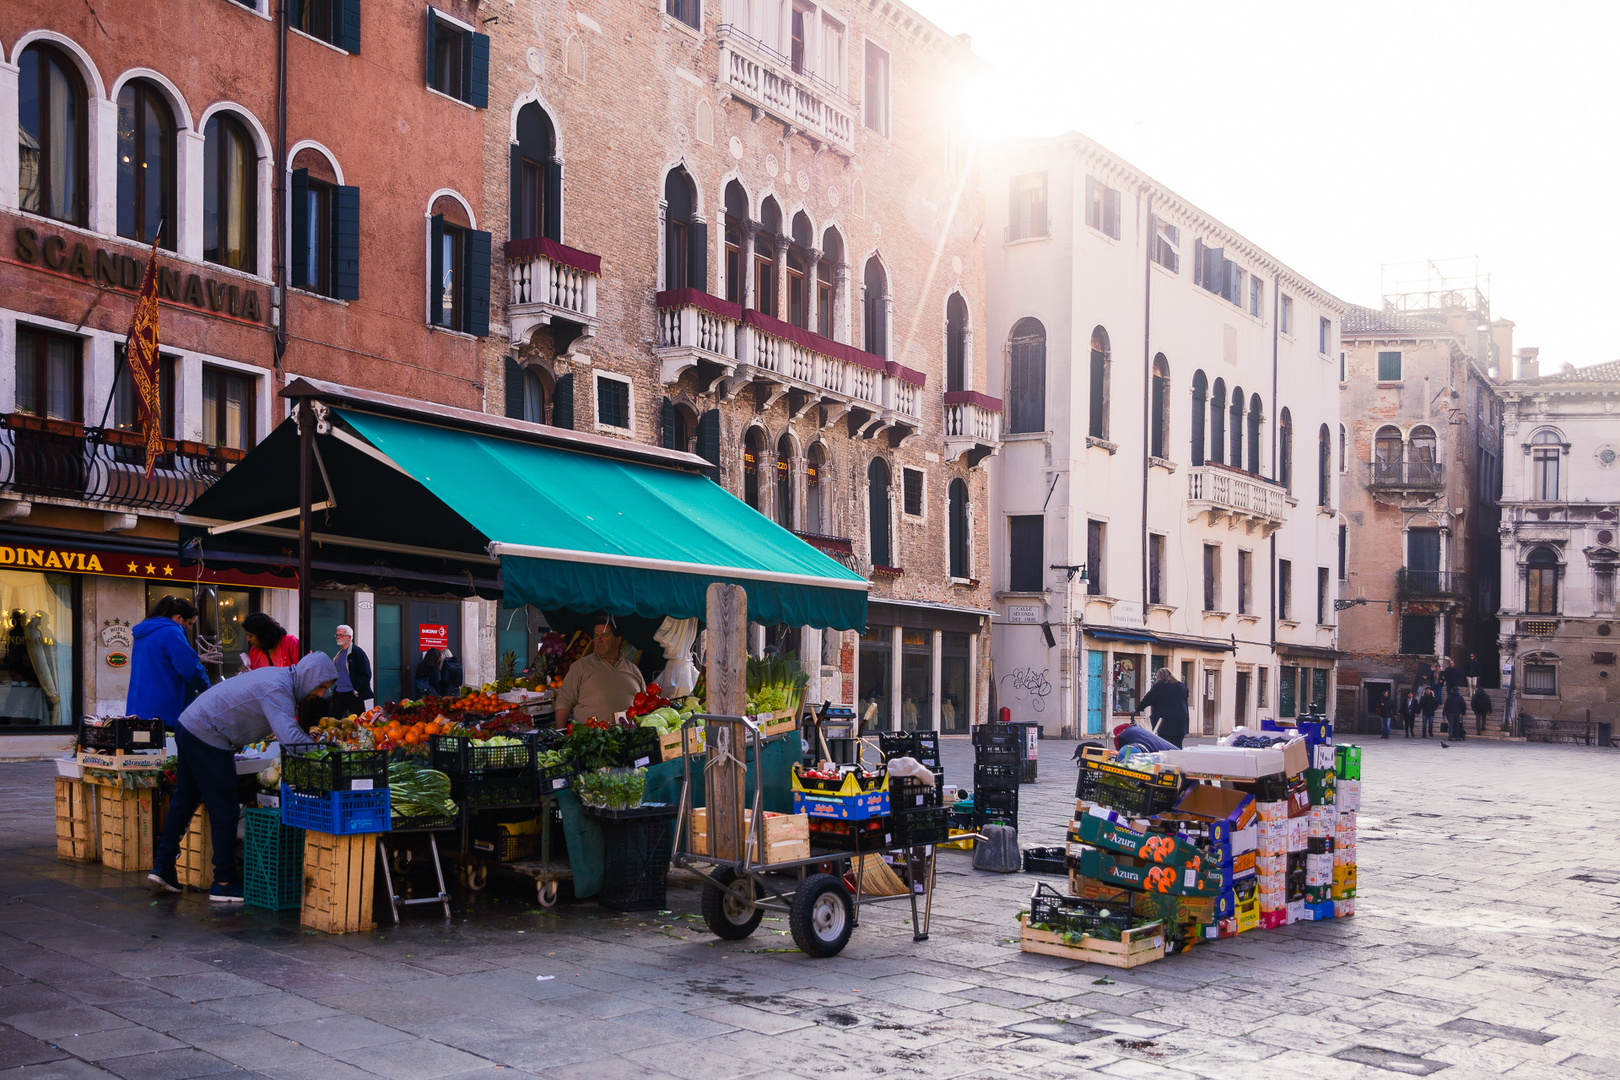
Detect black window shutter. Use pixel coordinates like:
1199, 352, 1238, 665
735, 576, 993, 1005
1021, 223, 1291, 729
290, 168, 310, 290
687, 220, 707, 294
462, 228, 491, 336
696, 409, 721, 473
428, 214, 445, 325
425, 8, 436, 88
331, 185, 360, 300
340, 0, 361, 52
509, 144, 523, 239
504, 358, 524, 419
467, 31, 490, 108
544, 160, 563, 242
552, 374, 574, 429
1009, 516, 1043, 592
661, 397, 676, 449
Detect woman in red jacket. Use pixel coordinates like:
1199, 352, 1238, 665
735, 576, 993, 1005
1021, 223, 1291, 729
242, 612, 300, 670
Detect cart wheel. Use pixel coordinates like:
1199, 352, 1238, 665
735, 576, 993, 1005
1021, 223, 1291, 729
536, 880, 559, 908
789, 873, 854, 958
701, 869, 763, 940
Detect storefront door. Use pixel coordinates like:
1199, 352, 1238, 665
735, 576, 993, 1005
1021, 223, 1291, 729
940, 633, 969, 733
309, 594, 350, 662
899, 629, 931, 732
858, 630, 891, 732
1085, 649, 1105, 735
372, 600, 462, 704
1235, 671, 1250, 730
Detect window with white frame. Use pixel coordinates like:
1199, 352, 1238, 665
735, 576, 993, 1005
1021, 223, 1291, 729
595, 373, 632, 432
1377, 350, 1402, 381
1009, 172, 1048, 241
1280, 294, 1294, 335
1319, 316, 1331, 355
666, 0, 701, 31
1250, 275, 1263, 318
1152, 220, 1179, 272
1085, 175, 1121, 239
863, 40, 890, 136
1523, 663, 1557, 696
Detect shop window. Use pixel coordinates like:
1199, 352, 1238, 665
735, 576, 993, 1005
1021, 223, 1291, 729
292, 0, 361, 51
512, 104, 560, 243
1280, 665, 1296, 718
1400, 614, 1436, 656
777, 435, 795, 528
902, 467, 924, 517
1191, 370, 1207, 465
858, 626, 891, 731
1278, 559, 1292, 620
1523, 664, 1557, 696
1531, 430, 1560, 500
941, 632, 969, 733
0, 570, 76, 728
1008, 514, 1043, 592
948, 478, 968, 578
868, 458, 892, 567
309, 594, 349, 661
1203, 544, 1220, 611
1377, 350, 1402, 381
202, 366, 256, 451
1526, 547, 1559, 614
595, 374, 630, 431
946, 293, 968, 393
1088, 326, 1110, 440
667, 0, 701, 30
425, 8, 489, 107
116, 79, 177, 249
203, 113, 259, 272
863, 40, 889, 136
498, 605, 541, 673
900, 628, 931, 732
14, 326, 82, 421
1086, 519, 1105, 597
429, 213, 491, 335
1006, 318, 1046, 433
1209, 378, 1226, 465
1150, 355, 1169, 459
862, 256, 887, 358
18, 44, 88, 226
1008, 172, 1048, 241
1148, 533, 1165, 605
291, 168, 360, 300
1112, 654, 1139, 714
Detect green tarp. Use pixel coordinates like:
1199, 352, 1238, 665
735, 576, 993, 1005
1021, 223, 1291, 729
337, 410, 868, 630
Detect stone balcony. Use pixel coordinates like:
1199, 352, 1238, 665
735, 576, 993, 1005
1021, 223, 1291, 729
1186, 464, 1287, 535
1367, 458, 1445, 501
505, 237, 601, 349
943, 391, 1003, 466
717, 27, 856, 154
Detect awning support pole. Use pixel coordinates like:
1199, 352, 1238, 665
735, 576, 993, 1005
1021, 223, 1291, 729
298, 398, 314, 657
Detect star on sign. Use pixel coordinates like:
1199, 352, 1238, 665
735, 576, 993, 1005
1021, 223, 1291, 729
162, 565, 174, 576
127, 562, 138, 573
145, 563, 156, 574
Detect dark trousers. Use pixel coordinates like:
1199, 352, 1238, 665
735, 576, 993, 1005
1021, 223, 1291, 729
1474, 711, 1487, 735
1401, 715, 1414, 737
1422, 712, 1436, 737
330, 691, 367, 718
154, 726, 239, 885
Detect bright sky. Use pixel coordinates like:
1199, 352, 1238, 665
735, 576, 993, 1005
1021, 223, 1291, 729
910, 0, 1620, 371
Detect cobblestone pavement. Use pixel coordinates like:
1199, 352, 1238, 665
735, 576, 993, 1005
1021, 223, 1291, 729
3, 736, 1618, 1080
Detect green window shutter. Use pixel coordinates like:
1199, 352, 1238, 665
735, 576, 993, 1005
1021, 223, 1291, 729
509, 144, 523, 238
340, 0, 361, 52
696, 409, 721, 474
467, 31, 490, 108
504, 357, 524, 419
428, 214, 445, 325
462, 228, 492, 337
290, 168, 310, 290
661, 397, 676, 450
687, 220, 707, 294
331, 184, 360, 300
552, 374, 574, 429
544, 160, 563, 242
424, 8, 436, 89
289, 0, 306, 28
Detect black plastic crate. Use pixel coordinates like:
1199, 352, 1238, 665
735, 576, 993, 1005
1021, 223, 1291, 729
535, 757, 577, 794
453, 771, 543, 810
878, 731, 941, 769
614, 727, 662, 769
1075, 756, 1182, 817
78, 715, 165, 751
974, 763, 1020, 791
596, 811, 675, 911
976, 786, 1019, 813
390, 804, 464, 833
429, 733, 536, 777
281, 745, 389, 794
808, 816, 890, 852
1022, 846, 1066, 875
889, 775, 936, 811
1028, 881, 1132, 936
890, 805, 949, 847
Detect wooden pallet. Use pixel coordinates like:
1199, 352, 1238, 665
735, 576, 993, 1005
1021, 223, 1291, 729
97, 786, 155, 872
301, 831, 377, 934
55, 778, 98, 862
689, 808, 810, 864
1018, 916, 1166, 969
177, 808, 213, 890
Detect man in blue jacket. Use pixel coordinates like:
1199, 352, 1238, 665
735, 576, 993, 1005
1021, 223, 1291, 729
150, 652, 335, 902
126, 596, 211, 730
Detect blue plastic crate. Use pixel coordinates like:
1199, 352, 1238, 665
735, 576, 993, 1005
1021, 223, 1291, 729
244, 807, 303, 910
279, 784, 390, 835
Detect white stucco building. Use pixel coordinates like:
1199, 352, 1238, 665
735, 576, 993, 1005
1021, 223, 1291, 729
984, 134, 1345, 738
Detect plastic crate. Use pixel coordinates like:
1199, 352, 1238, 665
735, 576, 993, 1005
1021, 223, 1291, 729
890, 805, 949, 847
615, 727, 662, 769
974, 763, 1020, 791
470, 811, 546, 862
454, 771, 543, 810
878, 731, 941, 769
1027, 881, 1133, 937
78, 714, 164, 752
1022, 846, 1066, 875
390, 805, 463, 833
243, 807, 303, 911
1335, 745, 1362, 782
278, 784, 391, 835
429, 733, 536, 777
595, 809, 676, 911
535, 757, 576, 794
889, 775, 936, 811
808, 815, 890, 852
1075, 755, 1183, 817
281, 745, 388, 794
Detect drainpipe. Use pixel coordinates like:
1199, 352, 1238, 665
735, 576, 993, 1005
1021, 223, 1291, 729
1141, 191, 1152, 617
274, 0, 289, 379
1269, 273, 1280, 655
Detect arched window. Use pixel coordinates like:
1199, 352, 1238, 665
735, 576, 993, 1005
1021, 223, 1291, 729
1088, 326, 1111, 440
787, 212, 812, 328
1247, 394, 1263, 474
1278, 408, 1293, 489
1229, 384, 1244, 467
204, 113, 258, 271
511, 103, 558, 242
754, 197, 781, 317
723, 181, 748, 305
1190, 370, 1208, 465
663, 166, 696, 290
1409, 425, 1438, 484
868, 457, 892, 568
946, 293, 968, 393
1526, 547, 1559, 614
1150, 355, 1170, 459
18, 44, 88, 226
1338, 423, 1347, 474
863, 256, 887, 357
1209, 378, 1226, 465
116, 80, 176, 249
668, 402, 697, 454
1373, 425, 1403, 482
776, 433, 795, 528
948, 478, 969, 578
818, 228, 842, 339
806, 443, 827, 534
1006, 317, 1046, 434
1318, 424, 1332, 507
742, 427, 764, 511
1532, 430, 1560, 500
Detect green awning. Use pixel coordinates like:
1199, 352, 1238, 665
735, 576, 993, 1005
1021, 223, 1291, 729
337, 410, 868, 630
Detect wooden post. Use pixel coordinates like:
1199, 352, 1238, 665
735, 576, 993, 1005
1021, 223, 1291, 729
704, 583, 748, 862
297, 398, 313, 656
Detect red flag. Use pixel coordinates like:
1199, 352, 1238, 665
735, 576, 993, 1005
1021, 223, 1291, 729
123, 236, 163, 481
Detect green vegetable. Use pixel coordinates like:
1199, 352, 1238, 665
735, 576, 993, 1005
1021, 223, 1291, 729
575, 767, 647, 810
386, 760, 457, 821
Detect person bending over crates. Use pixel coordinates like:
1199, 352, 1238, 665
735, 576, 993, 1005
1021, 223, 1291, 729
149, 653, 337, 903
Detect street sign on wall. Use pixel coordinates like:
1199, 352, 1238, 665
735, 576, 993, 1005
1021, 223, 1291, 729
419, 624, 449, 651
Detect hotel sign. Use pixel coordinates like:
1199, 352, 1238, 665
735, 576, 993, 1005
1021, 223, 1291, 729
0, 541, 292, 589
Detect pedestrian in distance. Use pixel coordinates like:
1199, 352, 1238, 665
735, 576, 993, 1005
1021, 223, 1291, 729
243, 612, 299, 670
1377, 696, 1392, 739
329, 624, 372, 717
149, 652, 336, 902
438, 647, 464, 696
1466, 653, 1481, 694
1471, 685, 1492, 736
1419, 687, 1439, 738
1133, 667, 1191, 749
1399, 690, 1416, 738
413, 648, 444, 697
1442, 658, 1463, 695
125, 595, 211, 732
1444, 687, 1467, 741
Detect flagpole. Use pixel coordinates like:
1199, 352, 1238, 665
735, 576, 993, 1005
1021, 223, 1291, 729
101, 224, 165, 433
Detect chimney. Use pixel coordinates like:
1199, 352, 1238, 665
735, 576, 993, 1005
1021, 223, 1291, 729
1489, 318, 1514, 380
1515, 347, 1540, 381
1445, 307, 1469, 337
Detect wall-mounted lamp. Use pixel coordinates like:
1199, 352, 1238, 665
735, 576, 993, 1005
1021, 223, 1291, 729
1050, 563, 1088, 582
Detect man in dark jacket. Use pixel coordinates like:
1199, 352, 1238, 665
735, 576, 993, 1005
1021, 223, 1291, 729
1442, 659, 1463, 694
330, 624, 373, 716
1419, 687, 1439, 737
1444, 688, 1467, 740
1471, 686, 1492, 735
1399, 690, 1416, 738
1134, 668, 1190, 748
1466, 653, 1481, 693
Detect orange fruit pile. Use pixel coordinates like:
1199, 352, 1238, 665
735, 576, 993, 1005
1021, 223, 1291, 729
457, 691, 503, 713
370, 715, 451, 750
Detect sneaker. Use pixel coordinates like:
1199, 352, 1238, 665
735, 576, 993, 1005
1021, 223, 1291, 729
209, 882, 244, 903
148, 866, 182, 894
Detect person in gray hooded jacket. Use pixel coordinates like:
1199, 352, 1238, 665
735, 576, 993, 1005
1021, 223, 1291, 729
150, 652, 337, 901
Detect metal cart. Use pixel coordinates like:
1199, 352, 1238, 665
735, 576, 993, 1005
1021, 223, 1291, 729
671, 714, 951, 958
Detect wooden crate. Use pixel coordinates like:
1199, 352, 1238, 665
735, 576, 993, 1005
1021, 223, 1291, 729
760, 709, 798, 739
659, 728, 704, 762
97, 786, 155, 872
689, 808, 810, 864
301, 830, 377, 934
1018, 916, 1166, 969
177, 808, 213, 890
55, 778, 98, 862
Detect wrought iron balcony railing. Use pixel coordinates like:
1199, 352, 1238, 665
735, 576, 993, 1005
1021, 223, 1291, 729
1370, 459, 1444, 488
1395, 569, 1470, 599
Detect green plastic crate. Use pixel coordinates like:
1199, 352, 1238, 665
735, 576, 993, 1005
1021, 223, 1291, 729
244, 807, 304, 911
1304, 768, 1336, 807
1335, 745, 1362, 781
